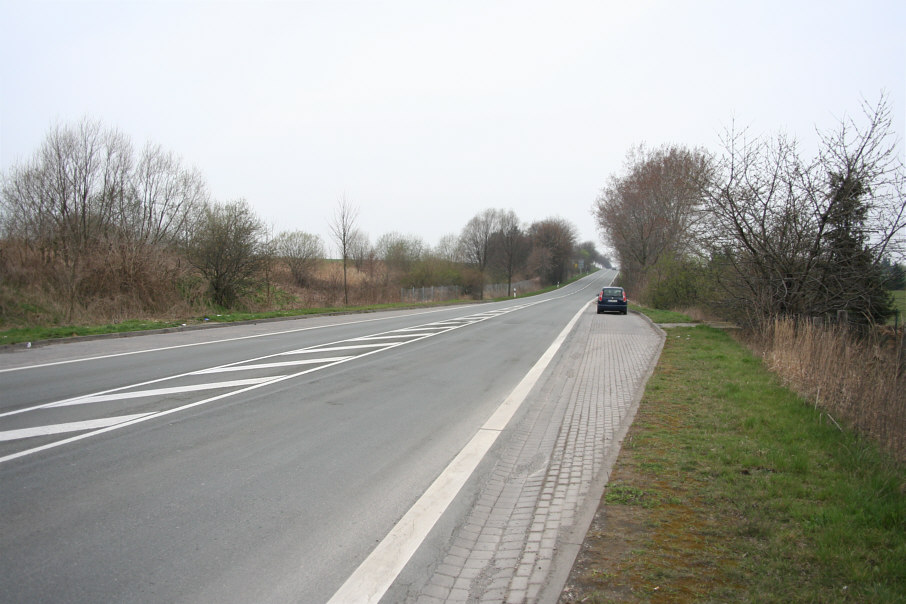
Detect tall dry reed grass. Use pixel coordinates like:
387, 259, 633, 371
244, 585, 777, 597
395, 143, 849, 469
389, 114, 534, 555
757, 317, 906, 463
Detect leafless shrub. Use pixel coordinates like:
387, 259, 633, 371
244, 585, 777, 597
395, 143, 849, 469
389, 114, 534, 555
1, 118, 210, 322
703, 96, 906, 324
273, 230, 324, 288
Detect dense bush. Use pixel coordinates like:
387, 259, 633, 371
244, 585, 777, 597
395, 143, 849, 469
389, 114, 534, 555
641, 254, 711, 310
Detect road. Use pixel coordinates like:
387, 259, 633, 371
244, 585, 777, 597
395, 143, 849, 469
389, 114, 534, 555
0, 269, 658, 603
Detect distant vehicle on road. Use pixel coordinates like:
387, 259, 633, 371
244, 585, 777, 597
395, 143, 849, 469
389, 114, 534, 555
597, 287, 628, 315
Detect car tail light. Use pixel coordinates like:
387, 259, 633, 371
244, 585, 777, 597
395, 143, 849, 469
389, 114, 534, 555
622, 292, 627, 302
598, 293, 602, 301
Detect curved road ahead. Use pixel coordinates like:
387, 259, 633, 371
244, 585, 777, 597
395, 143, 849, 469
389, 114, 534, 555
0, 270, 664, 603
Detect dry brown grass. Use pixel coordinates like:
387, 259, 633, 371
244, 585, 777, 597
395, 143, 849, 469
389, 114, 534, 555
756, 317, 906, 463
308, 261, 402, 307
0, 240, 206, 327
0, 245, 407, 328
673, 306, 720, 323
2, 241, 493, 331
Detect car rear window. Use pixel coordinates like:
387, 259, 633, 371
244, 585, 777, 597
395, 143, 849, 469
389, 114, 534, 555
602, 288, 622, 296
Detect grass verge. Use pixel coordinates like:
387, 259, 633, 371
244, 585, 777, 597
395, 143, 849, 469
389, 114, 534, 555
629, 305, 695, 324
0, 300, 475, 346
0, 319, 188, 345
560, 324, 906, 603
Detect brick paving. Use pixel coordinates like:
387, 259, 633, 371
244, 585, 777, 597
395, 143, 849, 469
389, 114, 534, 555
410, 310, 665, 604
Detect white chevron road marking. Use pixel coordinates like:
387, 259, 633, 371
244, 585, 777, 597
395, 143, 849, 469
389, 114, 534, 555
0, 414, 153, 442
46, 378, 274, 408
192, 357, 352, 374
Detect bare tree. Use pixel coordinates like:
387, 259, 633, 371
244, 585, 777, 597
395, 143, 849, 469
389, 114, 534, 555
0, 118, 220, 319
528, 217, 577, 285
348, 228, 371, 273
459, 209, 501, 299
0, 118, 133, 319
575, 240, 609, 269
490, 210, 528, 295
375, 231, 426, 278
126, 142, 207, 246
434, 233, 464, 263
702, 95, 906, 323
116, 142, 208, 290
328, 196, 359, 305
594, 144, 710, 295
274, 230, 324, 287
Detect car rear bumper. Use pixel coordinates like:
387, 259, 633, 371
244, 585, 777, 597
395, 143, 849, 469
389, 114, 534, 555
597, 302, 628, 314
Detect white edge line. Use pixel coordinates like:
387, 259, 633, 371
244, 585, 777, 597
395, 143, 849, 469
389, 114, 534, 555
325, 300, 587, 604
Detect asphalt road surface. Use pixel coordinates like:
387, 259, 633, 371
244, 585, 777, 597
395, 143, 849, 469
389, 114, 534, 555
1, 270, 619, 603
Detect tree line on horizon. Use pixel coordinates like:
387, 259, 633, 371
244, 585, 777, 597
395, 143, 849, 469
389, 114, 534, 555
0, 119, 608, 327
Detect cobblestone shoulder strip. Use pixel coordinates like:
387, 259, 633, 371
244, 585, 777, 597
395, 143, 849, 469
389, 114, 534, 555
412, 310, 665, 604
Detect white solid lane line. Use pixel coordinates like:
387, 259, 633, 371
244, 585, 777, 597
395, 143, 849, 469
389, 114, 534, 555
325, 302, 588, 604
0, 414, 153, 442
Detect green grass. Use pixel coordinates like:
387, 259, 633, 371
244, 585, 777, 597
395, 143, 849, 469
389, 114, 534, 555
630, 304, 695, 324
569, 326, 906, 602
890, 289, 906, 325
0, 300, 478, 346
0, 319, 188, 345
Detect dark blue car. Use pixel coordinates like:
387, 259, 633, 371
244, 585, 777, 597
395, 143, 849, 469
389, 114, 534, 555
597, 286, 628, 315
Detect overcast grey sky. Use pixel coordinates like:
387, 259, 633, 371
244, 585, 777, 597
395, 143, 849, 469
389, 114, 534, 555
1, 0, 904, 255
